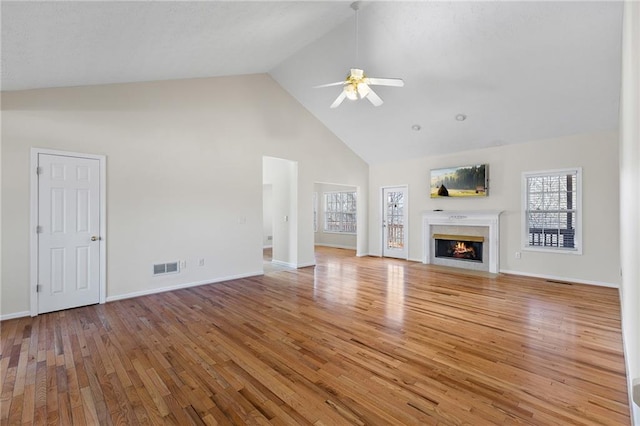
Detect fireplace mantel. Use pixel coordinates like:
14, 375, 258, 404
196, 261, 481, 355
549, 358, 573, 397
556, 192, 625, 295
422, 210, 503, 273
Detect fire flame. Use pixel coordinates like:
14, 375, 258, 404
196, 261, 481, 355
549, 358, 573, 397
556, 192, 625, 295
453, 241, 475, 258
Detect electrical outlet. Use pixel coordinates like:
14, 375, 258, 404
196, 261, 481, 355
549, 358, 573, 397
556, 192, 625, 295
515, 251, 521, 259
198, 258, 205, 267
180, 260, 187, 269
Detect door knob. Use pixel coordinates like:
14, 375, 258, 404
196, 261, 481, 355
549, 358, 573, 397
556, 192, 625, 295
91, 236, 99, 241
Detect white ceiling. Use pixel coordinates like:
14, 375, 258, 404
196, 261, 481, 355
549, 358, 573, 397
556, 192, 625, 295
1, 1, 623, 164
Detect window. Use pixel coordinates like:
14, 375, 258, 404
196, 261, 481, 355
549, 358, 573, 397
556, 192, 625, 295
522, 168, 582, 253
324, 191, 357, 233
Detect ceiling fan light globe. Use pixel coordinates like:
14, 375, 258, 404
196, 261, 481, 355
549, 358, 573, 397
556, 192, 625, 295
345, 84, 358, 100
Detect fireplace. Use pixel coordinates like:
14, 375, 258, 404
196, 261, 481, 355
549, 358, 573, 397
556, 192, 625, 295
422, 210, 502, 273
434, 234, 484, 262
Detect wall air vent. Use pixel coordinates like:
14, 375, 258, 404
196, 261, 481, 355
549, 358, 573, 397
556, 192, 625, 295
153, 261, 180, 276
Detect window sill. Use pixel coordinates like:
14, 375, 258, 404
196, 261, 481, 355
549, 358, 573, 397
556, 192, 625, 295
322, 231, 357, 235
522, 246, 582, 255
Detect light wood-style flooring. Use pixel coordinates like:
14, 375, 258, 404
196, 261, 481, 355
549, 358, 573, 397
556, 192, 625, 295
1, 247, 630, 425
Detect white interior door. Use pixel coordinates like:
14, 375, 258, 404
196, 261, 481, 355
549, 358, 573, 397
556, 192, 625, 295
37, 153, 101, 313
382, 186, 408, 259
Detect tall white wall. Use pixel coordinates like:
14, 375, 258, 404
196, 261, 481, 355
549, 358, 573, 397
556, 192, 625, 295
620, 1, 640, 422
0, 74, 368, 318
369, 131, 620, 287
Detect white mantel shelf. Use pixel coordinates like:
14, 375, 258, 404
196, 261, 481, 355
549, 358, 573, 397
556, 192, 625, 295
422, 210, 503, 273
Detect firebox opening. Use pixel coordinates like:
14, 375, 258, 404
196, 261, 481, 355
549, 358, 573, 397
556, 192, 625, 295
433, 234, 484, 263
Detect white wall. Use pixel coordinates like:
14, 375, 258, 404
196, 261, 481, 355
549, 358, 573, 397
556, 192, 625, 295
314, 183, 357, 250
262, 184, 273, 248
369, 131, 620, 287
0, 74, 369, 318
620, 1, 640, 422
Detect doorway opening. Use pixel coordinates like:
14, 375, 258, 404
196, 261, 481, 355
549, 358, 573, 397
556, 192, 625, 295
263, 157, 298, 273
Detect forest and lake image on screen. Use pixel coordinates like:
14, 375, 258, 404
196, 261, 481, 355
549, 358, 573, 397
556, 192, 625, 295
430, 164, 488, 198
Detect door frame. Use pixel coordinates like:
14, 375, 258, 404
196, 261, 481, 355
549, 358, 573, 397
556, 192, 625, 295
381, 185, 409, 259
30, 148, 107, 316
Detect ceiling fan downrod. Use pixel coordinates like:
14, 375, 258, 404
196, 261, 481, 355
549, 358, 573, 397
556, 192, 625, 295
352, 1, 360, 67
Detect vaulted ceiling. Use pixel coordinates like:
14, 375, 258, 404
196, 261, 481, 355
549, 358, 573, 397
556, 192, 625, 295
1, 1, 623, 164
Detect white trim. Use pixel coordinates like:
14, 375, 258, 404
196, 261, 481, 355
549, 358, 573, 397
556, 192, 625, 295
0, 311, 31, 321
422, 210, 502, 273
521, 246, 581, 255
271, 259, 297, 268
521, 167, 583, 255
270, 260, 316, 269
106, 271, 263, 303
315, 243, 357, 250
263, 245, 273, 249
321, 231, 357, 236
30, 150, 38, 316
30, 148, 107, 317
499, 269, 618, 288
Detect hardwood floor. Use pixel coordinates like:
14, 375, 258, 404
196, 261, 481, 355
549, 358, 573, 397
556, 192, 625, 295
1, 247, 630, 425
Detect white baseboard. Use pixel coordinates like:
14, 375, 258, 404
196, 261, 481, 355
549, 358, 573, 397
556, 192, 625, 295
106, 271, 264, 303
408, 257, 422, 263
499, 269, 618, 288
271, 260, 297, 268
270, 259, 315, 268
315, 243, 357, 250
0, 310, 31, 321
263, 245, 272, 249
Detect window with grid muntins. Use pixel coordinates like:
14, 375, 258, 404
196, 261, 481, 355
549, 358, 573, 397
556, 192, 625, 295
324, 191, 357, 234
523, 169, 581, 252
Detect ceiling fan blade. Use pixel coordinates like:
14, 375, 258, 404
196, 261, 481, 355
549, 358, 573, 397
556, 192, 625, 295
357, 82, 371, 98
366, 77, 405, 87
314, 81, 347, 88
366, 87, 384, 106
330, 91, 348, 108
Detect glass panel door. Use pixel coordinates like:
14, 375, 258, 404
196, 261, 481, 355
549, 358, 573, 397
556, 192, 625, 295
382, 187, 408, 259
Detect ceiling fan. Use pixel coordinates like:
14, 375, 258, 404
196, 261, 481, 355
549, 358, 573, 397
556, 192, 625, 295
315, 2, 404, 108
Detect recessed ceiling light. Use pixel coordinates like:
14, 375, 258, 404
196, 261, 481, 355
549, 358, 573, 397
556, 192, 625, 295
411, 124, 421, 131
455, 114, 467, 121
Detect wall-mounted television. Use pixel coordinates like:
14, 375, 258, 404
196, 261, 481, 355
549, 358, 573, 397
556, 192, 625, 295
430, 164, 488, 198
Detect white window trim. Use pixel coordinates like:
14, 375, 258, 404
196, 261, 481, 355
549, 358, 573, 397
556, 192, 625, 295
322, 230, 358, 236
313, 192, 318, 233
521, 167, 582, 255
323, 190, 357, 234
